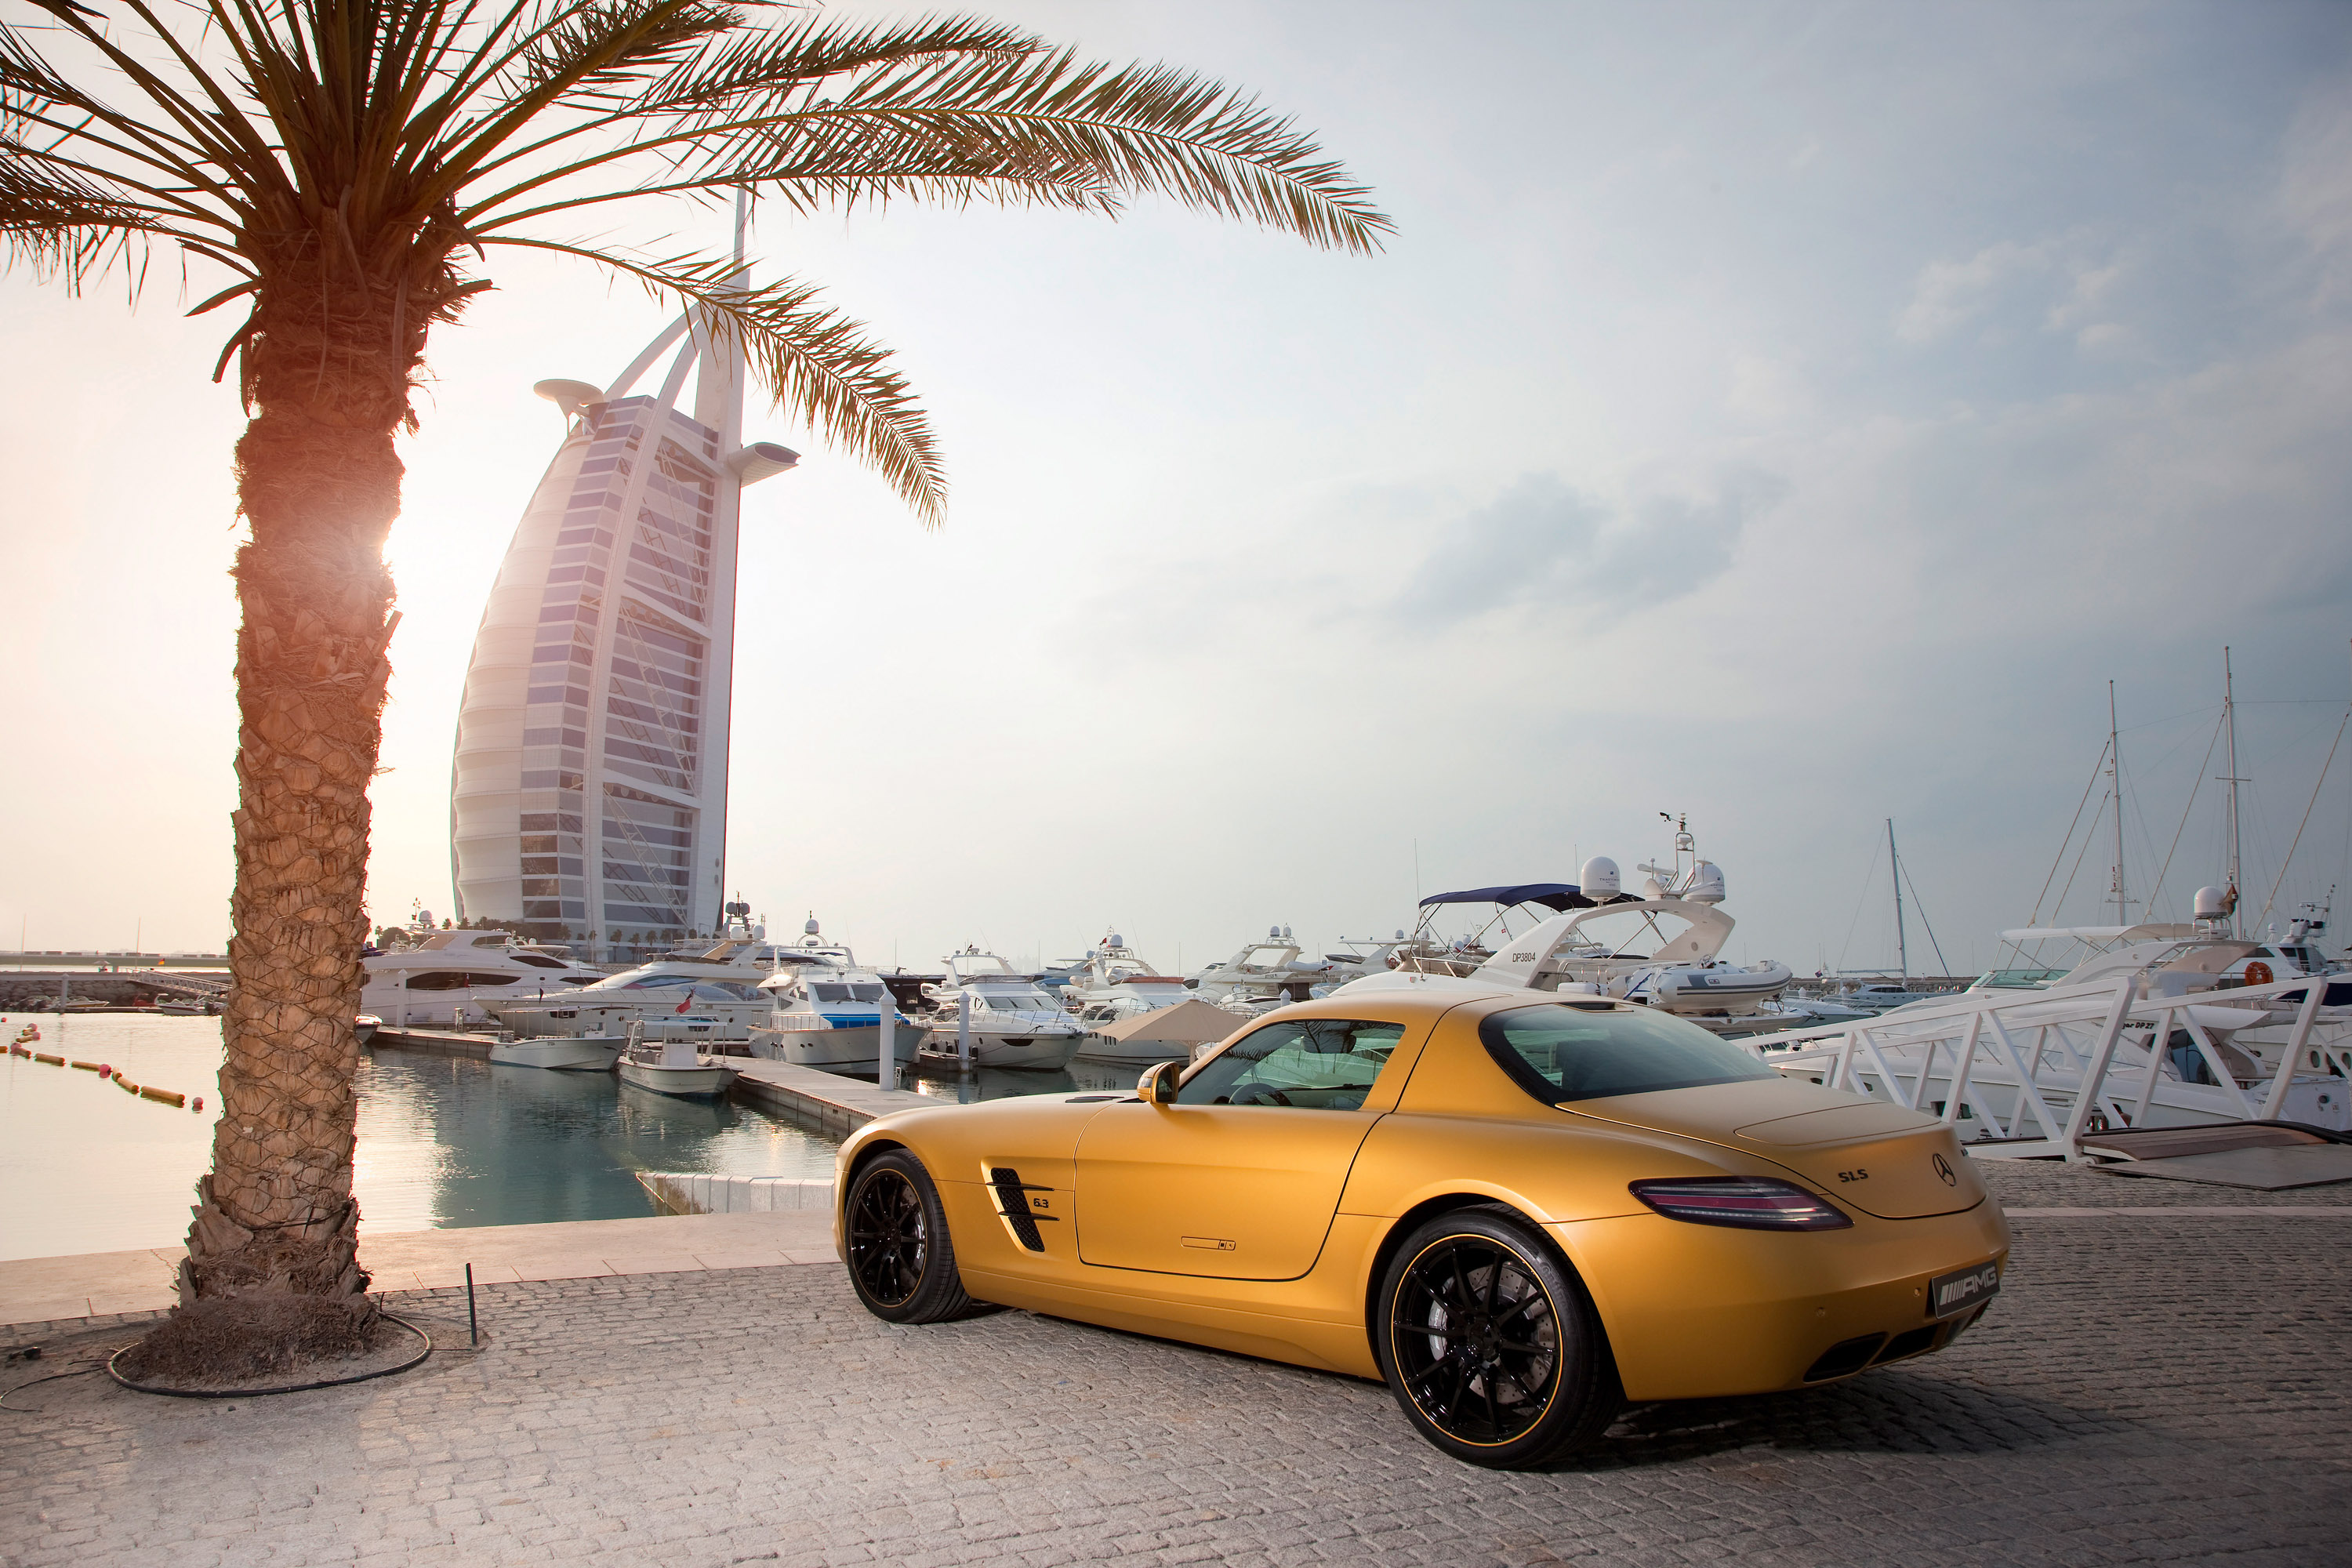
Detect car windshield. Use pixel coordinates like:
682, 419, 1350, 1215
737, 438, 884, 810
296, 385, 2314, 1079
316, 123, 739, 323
1481, 1004, 1776, 1102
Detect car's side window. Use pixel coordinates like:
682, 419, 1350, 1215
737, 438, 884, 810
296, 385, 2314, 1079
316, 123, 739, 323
1175, 1019, 1406, 1110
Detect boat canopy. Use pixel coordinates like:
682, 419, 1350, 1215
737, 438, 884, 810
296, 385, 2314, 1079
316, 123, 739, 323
1419, 883, 1588, 913
1998, 924, 2196, 944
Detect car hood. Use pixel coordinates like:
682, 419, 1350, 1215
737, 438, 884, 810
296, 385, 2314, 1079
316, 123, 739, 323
1563, 1077, 1987, 1220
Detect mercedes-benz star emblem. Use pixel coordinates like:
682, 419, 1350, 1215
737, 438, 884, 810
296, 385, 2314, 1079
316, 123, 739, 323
1932, 1152, 1957, 1187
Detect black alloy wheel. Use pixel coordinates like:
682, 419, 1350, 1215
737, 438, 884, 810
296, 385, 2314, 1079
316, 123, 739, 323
843, 1150, 984, 1323
1377, 1207, 1621, 1468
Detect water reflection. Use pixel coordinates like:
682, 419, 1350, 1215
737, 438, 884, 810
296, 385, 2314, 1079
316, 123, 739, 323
0, 1014, 845, 1261
357, 1047, 838, 1232
909, 1055, 1155, 1103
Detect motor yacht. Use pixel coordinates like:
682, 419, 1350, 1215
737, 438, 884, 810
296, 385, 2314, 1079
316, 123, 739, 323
488, 1033, 626, 1072
361, 929, 606, 1029
919, 948, 1082, 1070
1341, 844, 1795, 1033
484, 923, 799, 1040
1190, 927, 1330, 1014
1064, 933, 1192, 1031
748, 926, 920, 1072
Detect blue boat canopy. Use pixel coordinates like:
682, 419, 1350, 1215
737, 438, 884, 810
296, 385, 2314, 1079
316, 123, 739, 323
1417, 883, 1587, 913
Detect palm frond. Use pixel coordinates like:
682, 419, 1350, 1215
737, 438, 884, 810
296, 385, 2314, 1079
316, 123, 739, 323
0, 162, 162, 283
459, 18, 1389, 252
4, 0, 1387, 517
488, 235, 943, 521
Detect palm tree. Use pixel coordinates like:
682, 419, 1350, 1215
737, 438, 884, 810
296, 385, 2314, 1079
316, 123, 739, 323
2, 0, 1386, 1345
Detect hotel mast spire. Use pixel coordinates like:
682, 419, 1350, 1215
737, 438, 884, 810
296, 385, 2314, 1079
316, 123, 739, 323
449, 197, 797, 960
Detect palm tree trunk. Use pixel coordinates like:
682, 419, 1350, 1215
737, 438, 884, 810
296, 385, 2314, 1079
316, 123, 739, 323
179, 264, 414, 1308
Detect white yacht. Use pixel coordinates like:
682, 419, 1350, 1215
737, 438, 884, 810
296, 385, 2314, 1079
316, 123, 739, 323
919, 949, 1083, 1069
484, 913, 798, 1038
747, 926, 919, 1072
1341, 845, 1795, 1033
1313, 933, 1412, 993
361, 930, 606, 1028
1926, 898, 2351, 1087
1064, 933, 1192, 1031
1190, 927, 1329, 1014
488, 1033, 626, 1072
615, 1029, 735, 1098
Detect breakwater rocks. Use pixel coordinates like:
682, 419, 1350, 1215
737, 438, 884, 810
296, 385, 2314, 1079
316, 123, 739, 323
0, 971, 228, 1011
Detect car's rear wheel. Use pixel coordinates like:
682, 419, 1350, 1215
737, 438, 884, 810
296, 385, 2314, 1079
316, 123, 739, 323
844, 1150, 980, 1323
1376, 1207, 1621, 1468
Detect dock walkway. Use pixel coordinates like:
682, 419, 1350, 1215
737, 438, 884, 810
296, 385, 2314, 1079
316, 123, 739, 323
368, 1026, 934, 1132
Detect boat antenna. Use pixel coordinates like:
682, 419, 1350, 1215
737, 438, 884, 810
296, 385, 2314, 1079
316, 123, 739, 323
2107, 680, 2132, 926
2222, 647, 2245, 936
1888, 818, 1909, 980
2254, 638, 2352, 932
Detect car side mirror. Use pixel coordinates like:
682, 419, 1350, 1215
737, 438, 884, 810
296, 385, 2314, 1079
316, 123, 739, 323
1136, 1060, 1181, 1106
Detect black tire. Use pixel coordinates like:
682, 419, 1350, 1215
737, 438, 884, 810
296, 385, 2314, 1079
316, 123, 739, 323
843, 1150, 978, 1324
1375, 1206, 1621, 1469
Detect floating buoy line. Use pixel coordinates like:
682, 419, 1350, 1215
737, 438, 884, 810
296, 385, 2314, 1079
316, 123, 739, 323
2, 1018, 205, 1112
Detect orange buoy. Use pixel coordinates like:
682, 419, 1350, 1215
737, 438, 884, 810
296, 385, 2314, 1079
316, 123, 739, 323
139, 1086, 186, 1107
34, 1053, 63, 1066
70, 1060, 99, 1072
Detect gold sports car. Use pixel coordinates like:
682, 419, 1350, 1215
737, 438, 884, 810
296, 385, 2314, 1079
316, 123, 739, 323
833, 991, 2009, 1468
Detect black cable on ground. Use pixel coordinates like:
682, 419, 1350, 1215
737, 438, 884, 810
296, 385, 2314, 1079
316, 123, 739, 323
103, 1312, 431, 1399
0, 1365, 107, 1414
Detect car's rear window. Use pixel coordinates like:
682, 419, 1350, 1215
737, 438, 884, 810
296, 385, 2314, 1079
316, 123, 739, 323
1481, 1004, 1777, 1102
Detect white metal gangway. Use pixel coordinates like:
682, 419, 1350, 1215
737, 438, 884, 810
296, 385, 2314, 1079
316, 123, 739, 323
1731, 972, 2350, 1160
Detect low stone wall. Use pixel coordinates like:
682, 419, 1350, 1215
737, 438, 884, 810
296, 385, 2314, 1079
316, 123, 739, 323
637, 1171, 835, 1217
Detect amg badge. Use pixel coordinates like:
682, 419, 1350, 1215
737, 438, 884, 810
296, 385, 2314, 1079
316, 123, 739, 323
1927, 1260, 2000, 1319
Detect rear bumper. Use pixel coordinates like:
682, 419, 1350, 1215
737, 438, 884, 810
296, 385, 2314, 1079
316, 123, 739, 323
1550, 1200, 2010, 1402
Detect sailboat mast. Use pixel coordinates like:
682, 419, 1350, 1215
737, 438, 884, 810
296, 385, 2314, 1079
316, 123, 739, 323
2223, 646, 2241, 937
2108, 680, 2129, 925
1888, 818, 1909, 980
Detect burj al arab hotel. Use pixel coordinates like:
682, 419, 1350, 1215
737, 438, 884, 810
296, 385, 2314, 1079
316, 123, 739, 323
448, 285, 797, 955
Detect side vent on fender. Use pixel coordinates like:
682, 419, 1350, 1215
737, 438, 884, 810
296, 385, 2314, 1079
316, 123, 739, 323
987, 1167, 1056, 1253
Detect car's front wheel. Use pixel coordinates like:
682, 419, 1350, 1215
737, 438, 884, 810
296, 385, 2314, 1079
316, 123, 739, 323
843, 1150, 982, 1323
1375, 1206, 1621, 1468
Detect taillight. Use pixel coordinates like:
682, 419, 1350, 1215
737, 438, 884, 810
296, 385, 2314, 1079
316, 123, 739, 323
1630, 1177, 1852, 1231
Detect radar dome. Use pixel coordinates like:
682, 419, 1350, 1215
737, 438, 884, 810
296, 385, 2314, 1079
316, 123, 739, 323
2193, 885, 2232, 920
804, 917, 820, 936
1686, 861, 1726, 904
1579, 857, 1621, 899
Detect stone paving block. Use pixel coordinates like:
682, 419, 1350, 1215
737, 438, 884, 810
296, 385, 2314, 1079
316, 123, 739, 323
4, 1203, 2348, 1566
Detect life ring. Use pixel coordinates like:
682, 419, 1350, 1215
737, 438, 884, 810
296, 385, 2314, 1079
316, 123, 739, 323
2245, 960, 2274, 986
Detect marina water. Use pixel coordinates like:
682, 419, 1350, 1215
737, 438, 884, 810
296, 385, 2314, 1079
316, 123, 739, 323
0, 1014, 841, 1261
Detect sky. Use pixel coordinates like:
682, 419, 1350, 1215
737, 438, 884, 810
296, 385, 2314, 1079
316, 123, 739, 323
4, 0, 2351, 978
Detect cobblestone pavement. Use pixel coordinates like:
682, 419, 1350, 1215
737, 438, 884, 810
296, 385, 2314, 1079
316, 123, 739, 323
3, 1161, 2346, 1567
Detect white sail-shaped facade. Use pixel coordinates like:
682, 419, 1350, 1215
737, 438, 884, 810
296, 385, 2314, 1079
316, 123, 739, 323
449, 303, 796, 957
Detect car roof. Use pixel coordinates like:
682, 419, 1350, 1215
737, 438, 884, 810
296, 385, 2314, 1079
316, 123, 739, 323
1238, 989, 1584, 1029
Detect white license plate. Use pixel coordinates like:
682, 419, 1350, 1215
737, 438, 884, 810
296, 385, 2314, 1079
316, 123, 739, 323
1928, 1260, 2000, 1319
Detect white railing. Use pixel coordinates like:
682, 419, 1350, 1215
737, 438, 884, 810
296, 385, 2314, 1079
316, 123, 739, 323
1733, 973, 2342, 1159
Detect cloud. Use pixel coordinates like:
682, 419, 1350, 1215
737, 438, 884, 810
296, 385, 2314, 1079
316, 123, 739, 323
2277, 83, 2352, 299
1896, 234, 2136, 351
1390, 469, 1786, 625
1895, 240, 2055, 343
